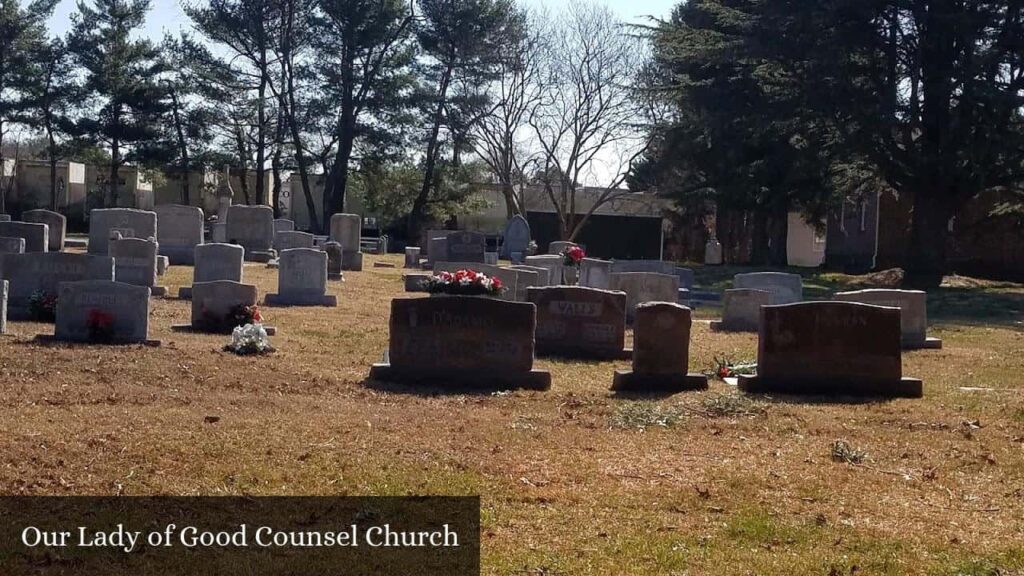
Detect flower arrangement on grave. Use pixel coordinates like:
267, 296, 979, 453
223, 323, 275, 356
423, 269, 505, 296
560, 245, 585, 267
200, 304, 264, 332
710, 356, 757, 380
86, 309, 115, 343
28, 290, 58, 322
526, 240, 538, 256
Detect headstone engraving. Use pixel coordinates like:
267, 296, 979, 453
612, 302, 708, 392
226, 205, 275, 262
733, 272, 803, 304
527, 286, 629, 360
0, 221, 48, 253
501, 215, 530, 259
368, 297, 550, 390
88, 208, 157, 255
0, 252, 114, 320
710, 288, 771, 332
154, 204, 204, 264
22, 209, 66, 252
54, 280, 151, 344
737, 302, 923, 397
265, 248, 336, 306
608, 272, 680, 322
834, 289, 941, 349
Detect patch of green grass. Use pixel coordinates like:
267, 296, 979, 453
610, 402, 684, 430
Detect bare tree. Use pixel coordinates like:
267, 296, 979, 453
470, 7, 546, 218
529, 1, 649, 241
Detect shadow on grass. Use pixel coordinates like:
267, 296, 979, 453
361, 376, 529, 397
743, 392, 906, 406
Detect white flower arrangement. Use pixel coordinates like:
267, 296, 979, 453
223, 323, 275, 355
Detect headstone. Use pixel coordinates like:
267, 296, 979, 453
189, 280, 259, 333
368, 297, 550, 390
54, 280, 150, 344
484, 252, 498, 265
608, 272, 680, 322
710, 289, 770, 332
0, 237, 25, 254
579, 258, 612, 289
737, 302, 923, 397
674, 267, 695, 290
88, 208, 157, 255
834, 289, 941, 349
404, 272, 431, 292
0, 252, 114, 320
154, 204, 204, 264
265, 248, 336, 306
178, 243, 244, 299
110, 237, 165, 296
524, 255, 564, 286
0, 214, 9, 222
705, 239, 723, 265
733, 272, 803, 304
501, 215, 530, 259
322, 241, 344, 281
612, 302, 708, 392
215, 164, 233, 221
157, 255, 169, 276
0, 280, 7, 334
274, 218, 295, 233
428, 236, 448, 265
404, 247, 421, 268
510, 265, 550, 287
22, 209, 66, 252
329, 213, 363, 271
549, 240, 578, 255
226, 205, 275, 262
444, 231, 486, 263
0, 221, 48, 253
274, 230, 315, 251
527, 286, 629, 360
211, 222, 227, 243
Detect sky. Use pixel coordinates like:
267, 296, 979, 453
46, 0, 679, 40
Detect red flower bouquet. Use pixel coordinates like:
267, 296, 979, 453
423, 269, 505, 296
561, 245, 585, 267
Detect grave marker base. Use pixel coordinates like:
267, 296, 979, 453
736, 374, 923, 398
368, 363, 551, 391
611, 370, 708, 393
264, 294, 337, 307
537, 345, 632, 361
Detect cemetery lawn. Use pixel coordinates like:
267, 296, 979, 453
2, 253, 1023, 575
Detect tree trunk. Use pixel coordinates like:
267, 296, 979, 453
749, 209, 768, 265
109, 139, 120, 207
169, 89, 190, 205
407, 61, 455, 241
903, 188, 954, 289
766, 205, 789, 267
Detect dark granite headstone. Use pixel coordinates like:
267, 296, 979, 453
527, 286, 629, 360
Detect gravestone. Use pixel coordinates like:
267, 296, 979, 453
710, 288, 771, 332
322, 241, 344, 280
428, 236, 449, 265
444, 231, 486, 263
53, 280, 151, 344
737, 302, 923, 397
705, 238, 723, 265
110, 237, 165, 296
274, 219, 295, 233
0, 280, 6, 334
527, 286, 629, 360
187, 280, 259, 333
524, 255, 564, 286
0, 214, 9, 222
579, 258, 612, 289
548, 240, 578, 255
733, 272, 803, 304
265, 248, 336, 306
612, 302, 708, 392
211, 222, 227, 243
0, 252, 114, 320
484, 252, 498, 265
608, 272, 680, 322
0, 221, 47, 253
501, 215, 530, 259
403, 272, 431, 292
368, 297, 550, 390
178, 243, 244, 299
274, 230, 315, 251
88, 208, 157, 255
329, 213, 363, 271
22, 209, 66, 252
0, 237, 25, 254
404, 247, 421, 268
157, 255, 169, 276
510, 265, 550, 287
226, 205, 275, 262
154, 204, 204, 264
834, 289, 941, 349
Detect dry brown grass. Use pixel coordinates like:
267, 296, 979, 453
1, 253, 1023, 575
